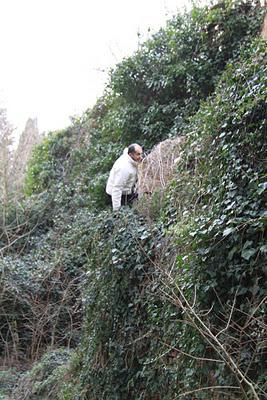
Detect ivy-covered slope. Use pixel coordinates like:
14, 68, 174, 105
55, 39, 267, 400
24, 0, 264, 210
0, 1, 266, 399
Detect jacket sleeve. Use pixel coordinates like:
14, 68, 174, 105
111, 168, 128, 211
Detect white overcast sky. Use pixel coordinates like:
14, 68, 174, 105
0, 0, 200, 139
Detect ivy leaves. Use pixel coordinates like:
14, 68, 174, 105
160, 36, 267, 394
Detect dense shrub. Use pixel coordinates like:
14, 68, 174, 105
162, 38, 267, 397
11, 349, 72, 400
77, 210, 190, 400
105, 0, 264, 144
1, 1, 266, 399
24, 0, 265, 211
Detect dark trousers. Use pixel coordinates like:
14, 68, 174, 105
107, 192, 138, 208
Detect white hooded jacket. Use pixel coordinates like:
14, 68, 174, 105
106, 148, 138, 211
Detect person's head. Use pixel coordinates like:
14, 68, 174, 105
128, 143, 143, 162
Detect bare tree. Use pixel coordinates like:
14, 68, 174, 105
0, 108, 14, 225
12, 117, 42, 195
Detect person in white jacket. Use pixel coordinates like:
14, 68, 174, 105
106, 143, 143, 211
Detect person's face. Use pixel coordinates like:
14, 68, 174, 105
131, 146, 143, 162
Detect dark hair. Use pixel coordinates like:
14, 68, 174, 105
128, 143, 140, 154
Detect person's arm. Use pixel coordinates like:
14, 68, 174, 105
111, 168, 128, 211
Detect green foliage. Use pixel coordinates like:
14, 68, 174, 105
74, 209, 228, 399
163, 38, 267, 395
0, 251, 82, 362
0, 369, 20, 398
79, 210, 158, 399
25, 134, 56, 195
106, 0, 264, 144
2, 1, 266, 399
24, 0, 264, 209
0, 208, 99, 363
11, 349, 72, 399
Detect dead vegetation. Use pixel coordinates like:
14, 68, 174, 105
138, 137, 184, 196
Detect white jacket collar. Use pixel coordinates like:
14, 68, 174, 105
123, 148, 138, 167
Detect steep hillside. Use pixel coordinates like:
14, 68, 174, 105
0, 1, 266, 399
56, 37, 266, 400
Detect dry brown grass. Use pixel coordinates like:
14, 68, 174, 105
261, 13, 267, 39
135, 137, 184, 220
138, 137, 184, 196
